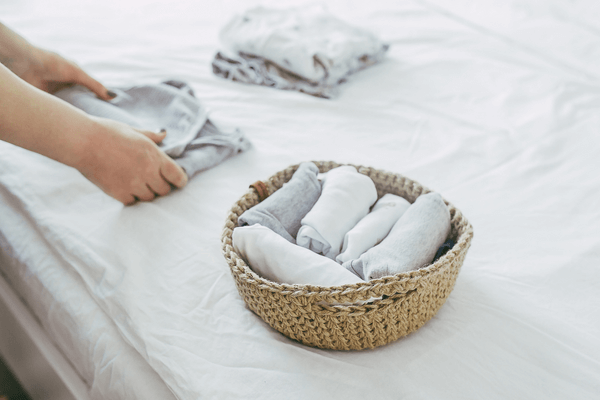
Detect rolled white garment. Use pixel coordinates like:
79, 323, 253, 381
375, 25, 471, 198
343, 192, 451, 280
336, 194, 411, 264
296, 166, 377, 260
232, 225, 364, 287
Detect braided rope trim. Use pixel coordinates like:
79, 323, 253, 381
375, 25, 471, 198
221, 161, 474, 350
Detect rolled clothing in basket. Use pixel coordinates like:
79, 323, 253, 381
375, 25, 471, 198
237, 162, 322, 243
336, 193, 411, 264
297, 165, 377, 260
233, 224, 364, 286
343, 192, 451, 280
54, 80, 251, 177
212, 5, 389, 98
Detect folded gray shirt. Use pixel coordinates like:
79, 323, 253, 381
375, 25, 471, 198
237, 162, 322, 243
343, 192, 451, 280
213, 6, 389, 98
54, 80, 251, 177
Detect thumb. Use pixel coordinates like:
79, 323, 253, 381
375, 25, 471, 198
139, 128, 167, 144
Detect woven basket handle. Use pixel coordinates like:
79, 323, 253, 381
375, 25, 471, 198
249, 180, 269, 202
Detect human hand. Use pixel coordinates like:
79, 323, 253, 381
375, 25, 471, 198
76, 117, 188, 205
18, 47, 115, 100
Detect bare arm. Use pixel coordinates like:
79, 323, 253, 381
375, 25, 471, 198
0, 64, 188, 204
0, 22, 114, 99
0, 25, 188, 204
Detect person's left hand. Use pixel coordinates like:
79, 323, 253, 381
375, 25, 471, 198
18, 47, 114, 100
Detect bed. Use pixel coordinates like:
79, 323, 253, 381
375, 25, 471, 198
1, 0, 599, 399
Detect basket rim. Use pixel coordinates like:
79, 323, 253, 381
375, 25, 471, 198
221, 161, 474, 297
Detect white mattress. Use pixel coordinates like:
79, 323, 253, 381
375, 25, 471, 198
1, 0, 599, 399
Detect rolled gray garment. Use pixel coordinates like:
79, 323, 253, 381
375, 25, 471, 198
237, 162, 321, 243
343, 192, 451, 280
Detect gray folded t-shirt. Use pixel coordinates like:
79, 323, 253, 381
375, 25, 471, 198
343, 192, 451, 280
237, 162, 322, 243
54, 80, 251, 177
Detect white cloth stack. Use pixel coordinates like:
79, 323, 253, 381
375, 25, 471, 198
336, 193, 411, 264
213, 5, 389, 98
296, 166, 377, 260
343, 192, 451, 280
233, 224, 364, 287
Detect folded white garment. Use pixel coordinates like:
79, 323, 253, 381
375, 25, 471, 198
297, 166, 377, 260
233, 224, 364, 287
336, 193, 411, 264
237, 162, 321, 243
54, 81, 251, 177
343, 192, 451, 280
213, 5, 389, 97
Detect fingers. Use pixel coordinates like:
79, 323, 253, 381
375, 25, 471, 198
147, 177, 172, 197
70, 65, 114, 101
160, 158, 188, 189
133, 184, 156, 202
138, 128, 167, 144
118, 193, 137, 206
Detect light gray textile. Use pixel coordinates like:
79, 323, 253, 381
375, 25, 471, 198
237, 162, 321, 243
54, 80, 251, 177
343, 192, 451, 280
212, 6, 389, 98
233, 224, 363, 287
336, 193, 411, 264
296, 166, 377, 259
212, 51, 337, 98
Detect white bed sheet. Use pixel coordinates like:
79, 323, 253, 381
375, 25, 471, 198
1, 0, 599, 399
0, 183, 176, 400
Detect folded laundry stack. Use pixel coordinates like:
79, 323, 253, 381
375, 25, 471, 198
232, 163, 453, 287
54, 80, 251, 177
212, 6, 389, 98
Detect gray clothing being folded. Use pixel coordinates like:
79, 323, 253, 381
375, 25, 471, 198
343, 192, 451, 280
54, 80, 251, 177
237, 162, 321, 243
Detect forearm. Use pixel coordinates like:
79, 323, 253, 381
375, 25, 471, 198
0, 63, 94, 168
0, 22, 36, 77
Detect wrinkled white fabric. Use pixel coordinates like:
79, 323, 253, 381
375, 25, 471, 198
344, 193, 451, 280
296, 166, 377, 259
0, 178, 176, 400
336, 193, 411, 264
1, 0, 600, 400
233, 224, 363, 286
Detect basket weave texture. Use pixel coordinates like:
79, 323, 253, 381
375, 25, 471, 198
221, 161, 474, 350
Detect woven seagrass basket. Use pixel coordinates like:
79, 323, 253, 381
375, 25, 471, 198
221, 161, 473, 350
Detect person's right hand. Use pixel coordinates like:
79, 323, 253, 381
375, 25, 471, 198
75, 116, 188, 205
